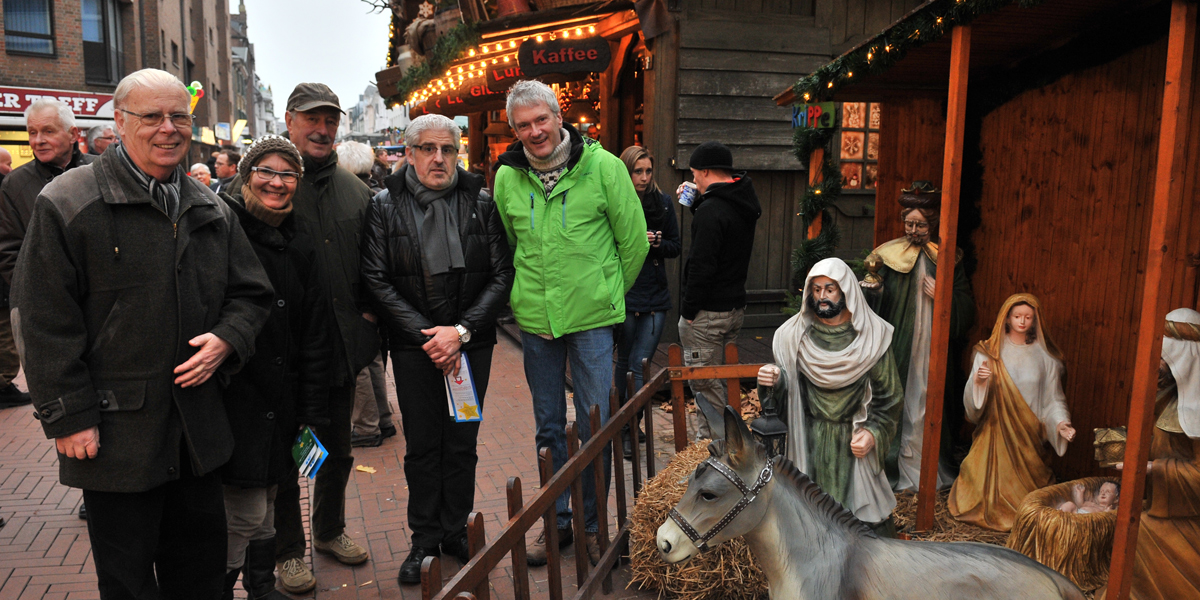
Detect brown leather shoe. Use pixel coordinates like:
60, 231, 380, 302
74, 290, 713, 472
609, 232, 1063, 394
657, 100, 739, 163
585, 532, 602, 566
526, 526, 573, 566
314, 533, 370, 565
276, 558, 316, 594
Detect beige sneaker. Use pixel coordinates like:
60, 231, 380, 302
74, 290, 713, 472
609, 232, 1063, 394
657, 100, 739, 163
313, 533, 370, 565
585, 532, 602, 566
526, 526, 573, 567
276, 557, 316, 594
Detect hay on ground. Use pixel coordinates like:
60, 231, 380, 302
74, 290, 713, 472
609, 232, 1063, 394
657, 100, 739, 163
627, 441, 768, 600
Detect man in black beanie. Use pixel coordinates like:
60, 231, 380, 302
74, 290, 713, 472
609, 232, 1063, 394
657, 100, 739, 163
677, 141, 761, 439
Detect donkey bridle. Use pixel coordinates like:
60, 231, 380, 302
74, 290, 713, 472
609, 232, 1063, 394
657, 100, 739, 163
668, 457, 775, 552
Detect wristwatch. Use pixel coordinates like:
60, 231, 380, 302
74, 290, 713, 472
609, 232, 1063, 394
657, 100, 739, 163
454, 324, 471, 344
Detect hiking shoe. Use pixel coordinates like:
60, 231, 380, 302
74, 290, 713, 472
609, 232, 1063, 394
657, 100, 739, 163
585, 532, 602, 566
526, 526, 573, 566
276, 558, 316, 594
350, 433, 382, 448
397, 545, 439, 585
0, 383, 30, 409
314, 533, 369, 565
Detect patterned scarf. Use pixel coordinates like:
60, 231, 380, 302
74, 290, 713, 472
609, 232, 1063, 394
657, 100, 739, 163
116, 144, 182, 221
524, 128, 571, 195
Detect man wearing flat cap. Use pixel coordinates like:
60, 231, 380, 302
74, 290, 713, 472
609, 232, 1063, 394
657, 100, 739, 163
268, 82, 379, 592
861, 181, 975, 494
676, 141, 761, 438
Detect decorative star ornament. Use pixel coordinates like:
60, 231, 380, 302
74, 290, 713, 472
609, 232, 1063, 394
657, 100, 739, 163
417, 1, 435, 19
458, 403, 480, 420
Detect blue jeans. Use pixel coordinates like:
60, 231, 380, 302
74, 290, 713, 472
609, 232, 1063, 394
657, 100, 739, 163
615, 311, 667, 402
522, 327, 614, 532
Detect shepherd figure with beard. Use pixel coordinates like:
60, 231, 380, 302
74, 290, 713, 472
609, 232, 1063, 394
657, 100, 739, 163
758, 258, 904, 534
861, 181, 976, 493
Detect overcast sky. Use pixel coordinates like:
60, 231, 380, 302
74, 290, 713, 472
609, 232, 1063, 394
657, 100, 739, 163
241, 0, 392, 120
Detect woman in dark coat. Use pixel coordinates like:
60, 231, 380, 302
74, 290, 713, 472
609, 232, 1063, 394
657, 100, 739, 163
219, 135, 333, 600
615, 146, 682, 457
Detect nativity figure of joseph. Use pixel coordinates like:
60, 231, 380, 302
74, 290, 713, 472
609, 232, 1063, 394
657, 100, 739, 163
1100, 308, 1200, 600
948, 293, 1074, 532
861, 180, 975, 492
758, 258, 903, 533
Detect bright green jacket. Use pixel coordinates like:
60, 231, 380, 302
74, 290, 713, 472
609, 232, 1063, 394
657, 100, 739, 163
494, 133, 649, 337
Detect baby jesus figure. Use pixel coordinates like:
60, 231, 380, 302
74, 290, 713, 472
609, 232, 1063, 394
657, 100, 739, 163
1058, 482, 1119, 514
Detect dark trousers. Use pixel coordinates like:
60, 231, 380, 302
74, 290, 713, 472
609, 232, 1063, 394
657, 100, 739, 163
82, 467, 226, 599
275, 383, 355, 560
395, 346, 492, 549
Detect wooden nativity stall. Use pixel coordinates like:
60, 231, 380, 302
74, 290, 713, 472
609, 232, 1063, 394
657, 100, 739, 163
776, 0, 1200, 598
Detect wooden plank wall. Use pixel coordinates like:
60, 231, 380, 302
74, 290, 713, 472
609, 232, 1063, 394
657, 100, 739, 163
815, 0, 927, 52
674, 5, 828, 169
970, 35, 1200, 479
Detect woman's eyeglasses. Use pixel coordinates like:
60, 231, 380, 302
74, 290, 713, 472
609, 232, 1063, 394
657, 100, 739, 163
251, 166, 300, 184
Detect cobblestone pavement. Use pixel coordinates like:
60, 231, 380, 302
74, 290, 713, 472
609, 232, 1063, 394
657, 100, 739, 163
0, 335, 676, 599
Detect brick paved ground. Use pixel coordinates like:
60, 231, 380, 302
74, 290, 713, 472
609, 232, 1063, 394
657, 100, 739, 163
0, 335, 678, 600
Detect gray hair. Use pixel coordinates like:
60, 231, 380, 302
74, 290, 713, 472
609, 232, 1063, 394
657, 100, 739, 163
506, 80, 560, 127
24, 98, 76, 130
405, 114, 461, 149
86, 123, 114, 149
189, 163, 210, 174
114, 68, 188, 108
336, 140, 376, 176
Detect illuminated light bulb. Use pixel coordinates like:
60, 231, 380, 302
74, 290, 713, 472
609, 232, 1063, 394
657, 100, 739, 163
563, 31, 569, 38
814, 189, 822, 195
847, 71, 853, 77
867, 52, 873, 61
458, 66, 463, 73
483, 45, 490, 53
827, 81, 834, 88
575, 28, 582, 36
469, 49, 476, 56
446, 70, 452, 76
510, 41, 516, 48
492, 58, 498, 64
802, 93, 811, 101
588, 26, 595, 33
504, 56, 510, 63
536, 35, 543, 42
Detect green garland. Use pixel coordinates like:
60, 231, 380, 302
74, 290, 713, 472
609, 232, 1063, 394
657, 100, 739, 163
393, 22, 482, 100
791, 0, 1044, 103
784, 126, 841, 314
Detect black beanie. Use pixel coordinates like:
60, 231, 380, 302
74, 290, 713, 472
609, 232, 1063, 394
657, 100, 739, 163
688, 141, 734, 171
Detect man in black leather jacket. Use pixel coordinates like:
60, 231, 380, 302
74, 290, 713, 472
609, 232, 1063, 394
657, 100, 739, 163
360, 114, 514, 585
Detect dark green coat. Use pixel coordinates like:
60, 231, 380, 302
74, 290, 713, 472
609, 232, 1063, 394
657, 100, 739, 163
12, 149, 273, 493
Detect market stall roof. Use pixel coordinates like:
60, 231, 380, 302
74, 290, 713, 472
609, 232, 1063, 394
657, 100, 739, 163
773, 0, 1160, 106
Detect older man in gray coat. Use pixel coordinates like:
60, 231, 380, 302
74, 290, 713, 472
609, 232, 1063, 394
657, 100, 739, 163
11, 68, 273, 599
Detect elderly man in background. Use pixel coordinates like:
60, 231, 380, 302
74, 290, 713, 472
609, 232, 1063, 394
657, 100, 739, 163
211, 149, 240, 193
335, 140, 393, 450
0, 147, 11, 184
493, 80, 648, 565
268, 82, 378, 592
361, 113, 513, 585
86, 123, 117, 155
190, 163, 213, 187
12, 68, 272, 599
0, 99, 95, 412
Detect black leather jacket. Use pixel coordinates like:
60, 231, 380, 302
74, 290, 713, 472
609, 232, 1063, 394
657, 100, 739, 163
360, 165, 514, 351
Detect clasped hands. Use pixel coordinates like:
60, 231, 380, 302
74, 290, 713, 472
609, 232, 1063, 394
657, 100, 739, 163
758, 364, 876, 458
422, 326, 462, 377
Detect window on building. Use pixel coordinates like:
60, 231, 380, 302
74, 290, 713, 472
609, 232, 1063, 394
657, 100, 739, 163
83, 0, 123, 84
837, 102, 881, 192
4, 0, 55, 56
171, 40, 179, 65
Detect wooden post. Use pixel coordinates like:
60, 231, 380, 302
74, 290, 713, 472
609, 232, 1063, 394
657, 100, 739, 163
1107, 2, 1197, 597
422, 555, 442, 600
565, 423, 588, 588
916, 24, 971, 532
468, 112, 484, 170
806, 148, 824, 239
538, 448, 564, 600
506, 478, 531, 600
466, 513, 490, 600
724, 343, 742, 413
669, 344, 688, 452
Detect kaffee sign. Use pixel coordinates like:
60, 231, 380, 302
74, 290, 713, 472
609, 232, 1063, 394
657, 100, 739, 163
517, 36, 612, 78
0, 86, 115, 118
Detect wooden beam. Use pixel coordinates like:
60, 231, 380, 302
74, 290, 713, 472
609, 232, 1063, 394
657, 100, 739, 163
807, 148, 825, 239
1107, 1, 1197, 597
916, 23, 970, 532
468, 113, 484, 170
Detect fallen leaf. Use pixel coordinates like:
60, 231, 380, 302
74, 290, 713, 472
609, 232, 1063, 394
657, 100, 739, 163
356, 465, 377, 474
359, 580, 374, 587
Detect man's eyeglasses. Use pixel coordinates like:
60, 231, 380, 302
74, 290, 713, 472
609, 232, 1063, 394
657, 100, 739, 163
251, 166, 300, 184
903, 220, 930, 231
118, 109, 194, 129
412, 144, 458, 158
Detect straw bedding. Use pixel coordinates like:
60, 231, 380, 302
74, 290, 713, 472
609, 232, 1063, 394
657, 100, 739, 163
627, 441, 769, 600
1005, 477, 1119, 591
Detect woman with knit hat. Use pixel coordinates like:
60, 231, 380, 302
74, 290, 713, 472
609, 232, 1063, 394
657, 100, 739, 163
218, 135, 335, 599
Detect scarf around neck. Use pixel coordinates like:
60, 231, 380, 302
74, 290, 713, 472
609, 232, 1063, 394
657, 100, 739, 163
116, 144, 182, 220
405, 165, 465, 275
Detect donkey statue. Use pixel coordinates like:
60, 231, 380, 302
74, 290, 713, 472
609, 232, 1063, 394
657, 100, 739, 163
657, 407, 1084, 600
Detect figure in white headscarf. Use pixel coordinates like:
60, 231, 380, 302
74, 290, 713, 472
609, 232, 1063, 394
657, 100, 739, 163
1103, 308, 1200, 600
758, 258, 903, 530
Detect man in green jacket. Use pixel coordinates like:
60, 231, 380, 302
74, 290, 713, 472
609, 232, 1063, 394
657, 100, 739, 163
494, 80, 649, 566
